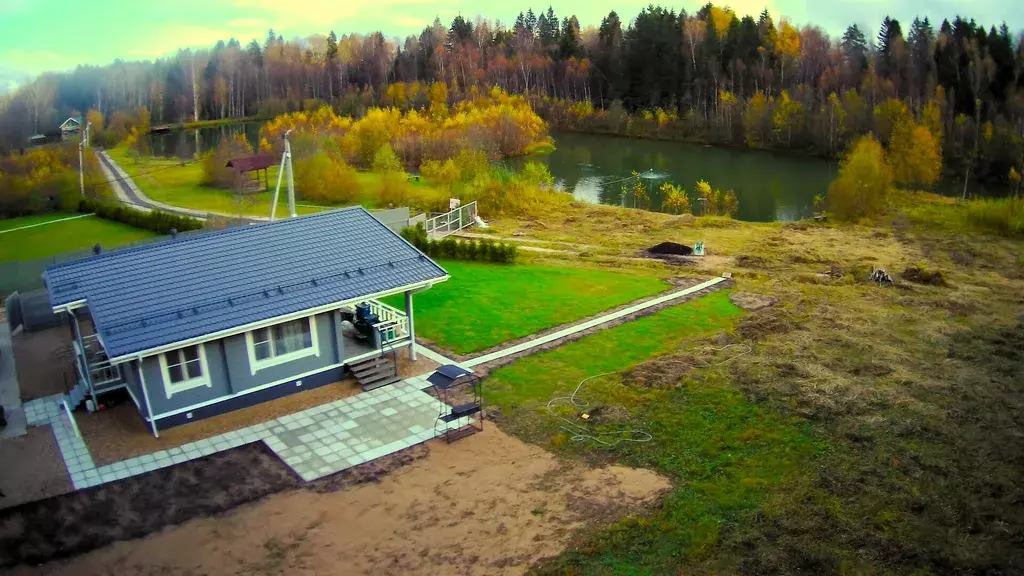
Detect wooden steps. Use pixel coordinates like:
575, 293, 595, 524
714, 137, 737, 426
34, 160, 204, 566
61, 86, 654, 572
349, 355, 401, 391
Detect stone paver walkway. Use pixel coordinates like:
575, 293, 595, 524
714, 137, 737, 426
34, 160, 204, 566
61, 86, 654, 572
463, 276, 727, 367
22, 373, 455, 489
0, 323, 27, 440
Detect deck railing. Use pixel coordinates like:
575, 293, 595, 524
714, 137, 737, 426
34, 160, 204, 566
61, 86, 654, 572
366, 299, 409, 344
425, 201, 478, 239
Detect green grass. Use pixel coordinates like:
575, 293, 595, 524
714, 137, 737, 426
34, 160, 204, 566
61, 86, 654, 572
483, 290, 824, 572
107, 147, 326, 218
0, 215, 156, 261
0, 212, 85, 232
382, 261, 669, 354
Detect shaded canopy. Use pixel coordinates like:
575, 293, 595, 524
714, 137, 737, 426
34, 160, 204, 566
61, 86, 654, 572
226, 154, 274, 173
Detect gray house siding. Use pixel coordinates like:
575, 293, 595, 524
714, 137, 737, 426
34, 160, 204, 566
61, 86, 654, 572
221, 312, 341, 394
123, 360, 147, 415
138, 311, 345, 420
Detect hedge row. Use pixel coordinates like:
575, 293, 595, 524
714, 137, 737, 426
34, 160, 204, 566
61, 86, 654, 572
401, 223, 516, 264
79, 197, 204, 235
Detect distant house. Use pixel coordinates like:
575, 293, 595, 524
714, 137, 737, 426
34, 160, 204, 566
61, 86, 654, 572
59, 116, 82, 137
44, 208, 449, 437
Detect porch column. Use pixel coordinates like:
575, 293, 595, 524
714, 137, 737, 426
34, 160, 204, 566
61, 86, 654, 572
405, 290, 416, 361
70, 311, 93, 398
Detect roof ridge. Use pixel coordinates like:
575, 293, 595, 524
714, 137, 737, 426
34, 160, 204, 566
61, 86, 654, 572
45, 206, 365, 273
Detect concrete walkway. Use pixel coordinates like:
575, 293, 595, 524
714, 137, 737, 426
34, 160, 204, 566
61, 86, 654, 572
464, 276, 728, 367
22, 373, 459, 488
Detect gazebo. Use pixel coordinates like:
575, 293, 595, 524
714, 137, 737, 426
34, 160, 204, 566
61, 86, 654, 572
226, 154, 275, 192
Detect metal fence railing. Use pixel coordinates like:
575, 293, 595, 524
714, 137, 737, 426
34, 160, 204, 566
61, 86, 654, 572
425, 201, 478, 239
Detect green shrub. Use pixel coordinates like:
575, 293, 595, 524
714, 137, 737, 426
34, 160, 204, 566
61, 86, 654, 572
400, 223, 515, 264
79, 198, 204, 235
965, 196, 1024, 237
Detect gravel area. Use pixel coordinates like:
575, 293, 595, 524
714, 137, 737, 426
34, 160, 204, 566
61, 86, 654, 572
0, 426, 73, 510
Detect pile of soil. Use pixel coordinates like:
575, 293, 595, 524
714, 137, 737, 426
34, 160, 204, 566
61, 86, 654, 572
624, 354, 696, 389
647, 241, 693, 256
902, 266, 949, 287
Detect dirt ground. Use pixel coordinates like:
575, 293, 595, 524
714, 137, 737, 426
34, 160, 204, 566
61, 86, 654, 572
0, 426, 72, 510
10, 327, 76, 401
78, 355, 439, 466
17, 426, 670, 576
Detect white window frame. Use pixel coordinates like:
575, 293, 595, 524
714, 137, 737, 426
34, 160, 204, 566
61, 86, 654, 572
244, 315, 320, 375
157, 343, 212, 399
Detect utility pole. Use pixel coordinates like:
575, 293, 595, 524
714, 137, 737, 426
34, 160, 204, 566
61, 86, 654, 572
270, 130, 295, 220
78, 139, 85, 196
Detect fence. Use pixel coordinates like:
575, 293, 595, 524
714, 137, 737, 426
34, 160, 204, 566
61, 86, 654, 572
3, 288, 61, 333
425, 201, 478, 239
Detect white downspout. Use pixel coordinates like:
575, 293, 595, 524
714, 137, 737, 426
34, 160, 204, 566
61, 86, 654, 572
405, 290, 416, 361
136, 359, 160, 438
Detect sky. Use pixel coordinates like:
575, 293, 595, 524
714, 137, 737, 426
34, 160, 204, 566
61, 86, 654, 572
0, 0, 1020, 86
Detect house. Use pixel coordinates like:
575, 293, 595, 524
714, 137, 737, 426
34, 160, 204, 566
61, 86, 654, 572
59, 116, 82, 136
43, 208, 449, 437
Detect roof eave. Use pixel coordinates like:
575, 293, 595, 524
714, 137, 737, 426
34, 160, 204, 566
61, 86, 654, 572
107, 275, 448, 364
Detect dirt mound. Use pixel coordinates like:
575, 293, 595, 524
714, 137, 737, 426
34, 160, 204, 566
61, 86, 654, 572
738, 307, 801, 341
729, 292, 778, 311
647, 241, 693, 256
902, 266, 949, 286
624, 354, 696, 389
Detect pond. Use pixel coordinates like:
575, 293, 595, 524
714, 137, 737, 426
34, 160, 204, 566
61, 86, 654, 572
505, 132, 837, 222
144, 122, 264, 159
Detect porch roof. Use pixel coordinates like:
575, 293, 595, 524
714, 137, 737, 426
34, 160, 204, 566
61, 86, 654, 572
44, 207, 447, 360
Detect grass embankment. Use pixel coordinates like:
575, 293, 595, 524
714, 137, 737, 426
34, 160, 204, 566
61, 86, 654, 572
107, 146, 444, 217
0, 214, 156, 261
487, 290, 822, 571
107, 147, 324, 217
480, 193, 1024, 573
0, 212, 84, 232
382, 260, 669, 354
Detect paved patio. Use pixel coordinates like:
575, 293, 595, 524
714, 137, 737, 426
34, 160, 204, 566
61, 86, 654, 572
22, 372, 462, 489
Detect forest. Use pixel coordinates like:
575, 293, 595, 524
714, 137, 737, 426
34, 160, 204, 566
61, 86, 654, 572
0, 4, 1022, 185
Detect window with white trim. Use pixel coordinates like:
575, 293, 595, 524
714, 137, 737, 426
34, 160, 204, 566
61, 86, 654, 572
246, 316, 320, 374
158, 344, 212, 398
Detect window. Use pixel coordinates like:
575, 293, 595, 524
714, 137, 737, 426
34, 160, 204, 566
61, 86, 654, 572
246, 316, 320, 374
158, 344, 211, 398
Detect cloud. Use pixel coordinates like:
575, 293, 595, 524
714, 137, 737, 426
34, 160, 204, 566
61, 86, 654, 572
228, 18, 268, 29
0, 49, 89, 75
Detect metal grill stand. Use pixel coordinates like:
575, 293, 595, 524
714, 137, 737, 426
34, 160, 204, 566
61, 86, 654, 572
428, 365, 483, 443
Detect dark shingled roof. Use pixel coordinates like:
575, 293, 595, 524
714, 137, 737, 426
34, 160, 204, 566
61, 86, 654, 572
44, 208, 448, 360
226, 154, 275, 173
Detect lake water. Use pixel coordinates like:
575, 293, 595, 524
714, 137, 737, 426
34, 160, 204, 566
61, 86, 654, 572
505, 132, 837, 222
145, 122, 264, 159
147, 125, 1003, 223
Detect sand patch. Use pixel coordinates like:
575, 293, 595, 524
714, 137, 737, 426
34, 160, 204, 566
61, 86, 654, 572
17, 426, 669, 575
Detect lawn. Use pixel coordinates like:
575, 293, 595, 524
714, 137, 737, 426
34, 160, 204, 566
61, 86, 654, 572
382, 261, 670, 355
485, 290, 823, 572
0, 212, 85, 232
107, 147, 443, 217
0, 214, 156, 261
107, 147, 326, 218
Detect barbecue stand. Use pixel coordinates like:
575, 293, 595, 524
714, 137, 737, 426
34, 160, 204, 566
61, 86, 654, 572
428, 364, 483, 443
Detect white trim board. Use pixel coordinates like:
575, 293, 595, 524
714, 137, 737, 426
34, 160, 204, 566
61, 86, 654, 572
149, 361, 345, 421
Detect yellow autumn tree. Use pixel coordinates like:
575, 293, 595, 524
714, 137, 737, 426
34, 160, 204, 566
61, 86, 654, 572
744, 91, 770, 147
659, 182, 691, 214
777, 19, 801, 85
772, 90, 804, 146
888, 120, 942, 188
872, 98, 910, 145
709, 6, 735, 36
828, 134, 894, 220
